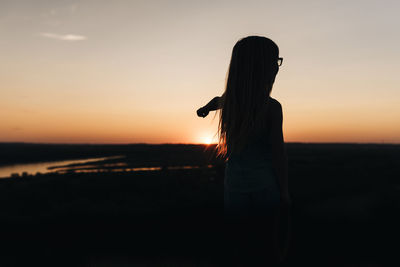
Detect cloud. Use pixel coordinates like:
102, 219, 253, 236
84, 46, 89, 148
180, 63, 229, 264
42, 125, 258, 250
40, 32, 87, 41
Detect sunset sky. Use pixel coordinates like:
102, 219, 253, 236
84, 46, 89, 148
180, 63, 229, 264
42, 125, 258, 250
1, 0, 399, 144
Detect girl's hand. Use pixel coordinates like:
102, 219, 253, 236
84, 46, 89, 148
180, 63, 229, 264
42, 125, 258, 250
197, 106, 209, 118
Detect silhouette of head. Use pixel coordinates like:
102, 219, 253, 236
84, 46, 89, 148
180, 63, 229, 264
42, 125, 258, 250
217, 36, 281, 158
230, 36, 280, 93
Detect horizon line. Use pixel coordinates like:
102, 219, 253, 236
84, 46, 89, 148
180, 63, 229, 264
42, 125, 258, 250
0, 141, 399, 146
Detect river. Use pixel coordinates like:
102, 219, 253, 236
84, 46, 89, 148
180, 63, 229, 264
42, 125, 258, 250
0, 156, 119, 179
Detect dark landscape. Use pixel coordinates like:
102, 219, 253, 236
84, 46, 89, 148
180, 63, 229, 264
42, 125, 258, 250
0, 142, 399, 266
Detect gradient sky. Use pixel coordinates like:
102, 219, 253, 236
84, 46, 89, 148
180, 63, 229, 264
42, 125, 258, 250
1, 0, 399, 144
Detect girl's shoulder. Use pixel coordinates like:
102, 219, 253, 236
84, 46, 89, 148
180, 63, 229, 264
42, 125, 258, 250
266, 97, 282, 118
267, 97, 282, 110
255, 97, 282, 132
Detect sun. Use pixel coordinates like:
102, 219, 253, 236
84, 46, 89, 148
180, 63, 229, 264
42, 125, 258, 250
201, 136, 214, 145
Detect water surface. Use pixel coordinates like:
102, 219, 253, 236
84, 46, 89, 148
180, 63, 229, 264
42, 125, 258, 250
0, 156, 119, 178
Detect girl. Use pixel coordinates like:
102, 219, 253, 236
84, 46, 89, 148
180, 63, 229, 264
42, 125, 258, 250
197, 36, 291, 265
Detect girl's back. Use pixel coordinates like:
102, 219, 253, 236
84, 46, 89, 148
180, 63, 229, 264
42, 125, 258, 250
224, 97, 281, 194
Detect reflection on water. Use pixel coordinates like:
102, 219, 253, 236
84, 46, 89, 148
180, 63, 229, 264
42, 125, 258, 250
53, 162, 128, 171
58, 167, 162, 174
57, 165, 214, 175
0, 156, 215, 178
0, 156, 123, 179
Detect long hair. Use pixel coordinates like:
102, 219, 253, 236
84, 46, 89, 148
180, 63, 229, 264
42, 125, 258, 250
216, 36, 279, 160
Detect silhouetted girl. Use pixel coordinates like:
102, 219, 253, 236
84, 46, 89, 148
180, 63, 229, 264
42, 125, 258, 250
197, 36, 291, 265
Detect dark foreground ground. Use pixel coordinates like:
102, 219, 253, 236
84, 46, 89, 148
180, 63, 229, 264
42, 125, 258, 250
0, 143, 399, 266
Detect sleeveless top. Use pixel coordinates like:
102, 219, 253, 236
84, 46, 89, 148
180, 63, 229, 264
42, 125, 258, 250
224, 125, 279, 193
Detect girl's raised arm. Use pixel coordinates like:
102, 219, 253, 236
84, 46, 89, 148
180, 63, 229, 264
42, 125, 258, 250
196, 92, 225, 118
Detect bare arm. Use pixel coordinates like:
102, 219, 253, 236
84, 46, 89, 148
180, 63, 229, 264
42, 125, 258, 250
196, 92, 225, 118
268, 100, 289, 200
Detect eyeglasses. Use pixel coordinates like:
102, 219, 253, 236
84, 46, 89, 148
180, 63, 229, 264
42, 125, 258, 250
277, 57, 283, 67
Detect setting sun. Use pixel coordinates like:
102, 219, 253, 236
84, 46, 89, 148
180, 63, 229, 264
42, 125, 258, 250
202, 136, 213, 145
199, 135, 216, 145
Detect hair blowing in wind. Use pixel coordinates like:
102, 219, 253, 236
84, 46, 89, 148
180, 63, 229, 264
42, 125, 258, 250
216, 36, 280, 159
